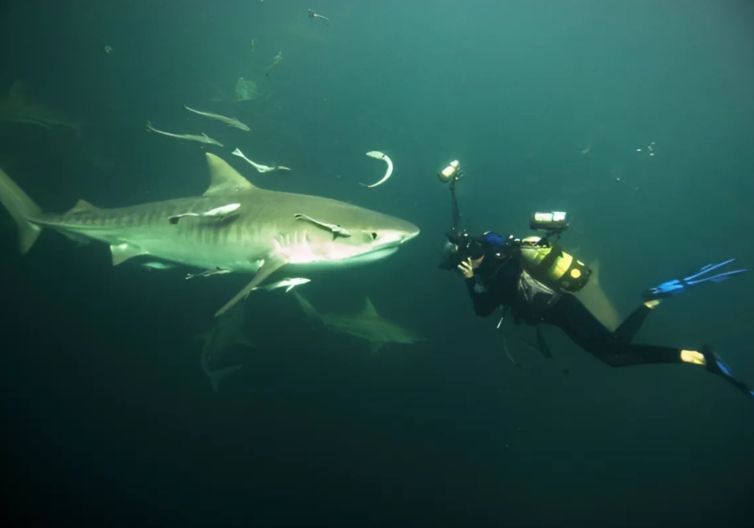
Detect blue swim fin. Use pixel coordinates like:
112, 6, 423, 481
701, 347, 754, 398
643, 258, 747, 300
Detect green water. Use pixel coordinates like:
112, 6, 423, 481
1, 1, 752, 526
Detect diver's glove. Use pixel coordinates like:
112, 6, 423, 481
642, 258, 747, 300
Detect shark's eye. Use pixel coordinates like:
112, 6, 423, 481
370, 232, 378, 240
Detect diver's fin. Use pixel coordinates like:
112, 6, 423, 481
110, 242, 148, 266
215, 257, 285, 317
0, 167, 42, 253
699, 346, 754, 397
204, 153, 257, 196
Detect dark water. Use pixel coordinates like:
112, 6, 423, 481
1, 1, 753, 526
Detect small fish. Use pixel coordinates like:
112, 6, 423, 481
145, 120, 223, 147
184, 105, 250, 132
232, 147, 291, 174
294, 213, 351, 239
252, 277, 311, 293
270, 50, 283, 68
308, 9, 330, 22
361, 150, 393, 188
168, 203, 241, 224
141, 261, 176, 271
185, 267, 232, 280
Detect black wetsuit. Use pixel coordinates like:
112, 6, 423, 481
465, 250, 686, 368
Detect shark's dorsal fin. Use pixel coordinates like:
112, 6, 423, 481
360, 297, 379, 317
204, 153, 257, 196
68, 199, 100, 214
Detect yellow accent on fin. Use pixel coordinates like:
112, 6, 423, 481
680, 349, 706, 366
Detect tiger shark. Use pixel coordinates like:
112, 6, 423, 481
292, 291, 425, 354
0, 153, 420, 315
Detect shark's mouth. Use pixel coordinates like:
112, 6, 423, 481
288, 246, 399, 269
344, 246, 398, 265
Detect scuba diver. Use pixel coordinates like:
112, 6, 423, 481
437, 160, 752, 398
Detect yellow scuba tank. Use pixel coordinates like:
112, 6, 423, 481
519, 236, 591, 292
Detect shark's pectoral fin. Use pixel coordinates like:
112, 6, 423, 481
214, 257, 286, 317
110, 242, 148, 266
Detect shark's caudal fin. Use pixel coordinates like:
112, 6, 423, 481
0, 168, 42, 253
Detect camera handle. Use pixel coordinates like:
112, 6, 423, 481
449, 177, 462, 233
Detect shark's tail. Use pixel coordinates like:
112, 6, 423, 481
0, 167, 42, 253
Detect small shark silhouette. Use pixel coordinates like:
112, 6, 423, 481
197, 304, 251, 392
292, 291, 424, 354
0, 81, 80, 133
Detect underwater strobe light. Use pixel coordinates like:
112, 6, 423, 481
438, 160, 461, 183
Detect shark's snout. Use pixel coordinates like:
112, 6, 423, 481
403, 224, 420, 242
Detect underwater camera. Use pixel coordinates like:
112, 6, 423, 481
439, 229, 484, 270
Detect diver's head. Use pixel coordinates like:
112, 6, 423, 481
439, 230, 511, 270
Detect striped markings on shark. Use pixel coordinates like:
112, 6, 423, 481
292, 290, 424, 354
0, 153, 419, 317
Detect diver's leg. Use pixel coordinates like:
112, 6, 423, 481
543, 295, 676, 366
544, 295, 753, 396
613, 299, 662, 344
542, 294, 621, 364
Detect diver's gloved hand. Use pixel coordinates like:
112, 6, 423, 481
457, 258, 474, 279
642, 258, 747, 300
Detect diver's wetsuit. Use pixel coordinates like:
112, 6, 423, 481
466, 251, 690, 368
463, 242, 753, 397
